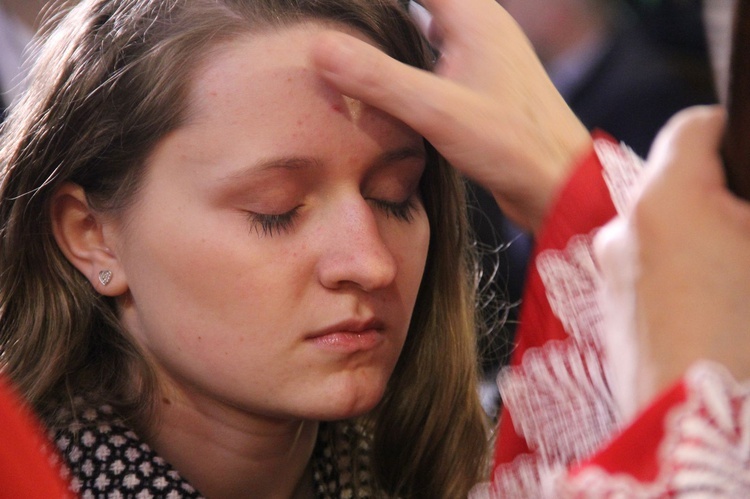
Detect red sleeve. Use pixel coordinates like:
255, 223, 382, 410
493, 136, 618, 468
0, 376, 72, 498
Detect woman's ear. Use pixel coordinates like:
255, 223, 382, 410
50, 183, 128, 296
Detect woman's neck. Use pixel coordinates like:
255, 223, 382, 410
146, 393, 319, 499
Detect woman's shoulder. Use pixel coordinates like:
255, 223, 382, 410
50, 400, 204, 498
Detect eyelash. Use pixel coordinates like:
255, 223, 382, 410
247, 197, 418, 237
247, 207, 301, 237
371, 198, 418, 223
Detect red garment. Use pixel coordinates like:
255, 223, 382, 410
0, 376, 71, 498
493, 137, 618, 468
486, 136, 750, 497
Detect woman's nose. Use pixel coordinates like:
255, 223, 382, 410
315, 199, 398, 292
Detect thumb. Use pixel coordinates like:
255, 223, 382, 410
646, 105, 727, 185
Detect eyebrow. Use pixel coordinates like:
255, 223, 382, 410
220, 145, 426, 182
374, 146, 426, 168
219, 157, 320, 182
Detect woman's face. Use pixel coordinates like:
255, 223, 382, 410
109, 24, 430, 422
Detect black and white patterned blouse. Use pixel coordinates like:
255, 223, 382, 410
49, 402, 377, 498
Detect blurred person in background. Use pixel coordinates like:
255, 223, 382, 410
499, 0, 714, 155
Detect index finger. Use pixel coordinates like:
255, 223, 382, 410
311, 31, 469, 146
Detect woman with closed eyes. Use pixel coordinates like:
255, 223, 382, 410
0, 0, 489, 497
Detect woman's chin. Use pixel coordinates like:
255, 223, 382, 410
304, 382, 388, 421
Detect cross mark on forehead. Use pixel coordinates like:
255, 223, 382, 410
330, 95, 364, 120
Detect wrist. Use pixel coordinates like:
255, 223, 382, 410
531, 127, 594, 232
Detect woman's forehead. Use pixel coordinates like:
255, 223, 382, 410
141, 23, 421, 187
181, 24, 418, 144
185, 25, 363, 120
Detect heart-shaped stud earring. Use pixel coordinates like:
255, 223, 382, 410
98, 270, 113, 286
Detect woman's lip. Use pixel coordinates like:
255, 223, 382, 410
307, 318, 385, 339
307, 329, 384, 352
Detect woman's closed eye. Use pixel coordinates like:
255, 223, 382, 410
246, 194, 420, 238
246, 206, 301, 237
369, 197, 419, 223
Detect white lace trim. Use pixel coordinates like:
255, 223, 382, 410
498, 339, 616, 466
470, 454, 564, 498
560, 362, 750, 497
474, 140, 643, 498
491, 234, 618, 497
594, 139, 644, 218
537, 234, 602, 343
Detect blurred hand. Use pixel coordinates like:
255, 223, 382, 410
595, 106, 750, 417
311, 0, 591, 231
